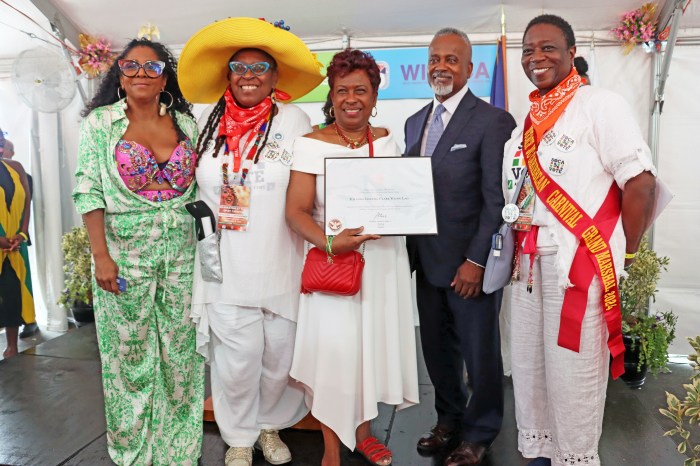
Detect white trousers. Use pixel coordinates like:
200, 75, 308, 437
207, 304, 308, 447
510, 254, 609, 466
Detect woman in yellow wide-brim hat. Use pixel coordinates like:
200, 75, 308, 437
178, 17, 323, 466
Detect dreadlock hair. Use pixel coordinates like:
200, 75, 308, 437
81, 38, 194, 142
195, 48, 279, 164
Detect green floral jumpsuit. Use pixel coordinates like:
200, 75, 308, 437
73, 101, 204, 466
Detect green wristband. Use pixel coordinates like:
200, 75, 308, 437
325, 235, 335, 256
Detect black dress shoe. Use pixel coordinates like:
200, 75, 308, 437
444, 441, 488, 466
19, 322, 39, 339
417, 424, 459, 455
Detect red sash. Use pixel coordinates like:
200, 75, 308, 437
522, 115, 625, 379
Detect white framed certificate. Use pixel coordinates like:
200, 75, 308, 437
324, 157, 438, 236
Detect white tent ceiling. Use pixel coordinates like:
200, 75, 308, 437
1, 0, 699, 60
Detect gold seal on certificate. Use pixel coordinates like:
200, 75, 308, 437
324, 157, 438, 236
328, 219, 342, 232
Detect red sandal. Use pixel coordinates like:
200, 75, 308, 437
356, 436, 393, 465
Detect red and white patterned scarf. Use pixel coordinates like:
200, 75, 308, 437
217, 87, 272, 153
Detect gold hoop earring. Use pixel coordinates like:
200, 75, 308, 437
159, 89, 174, 116
329, 106, 335, 118
371, 106, 377, 117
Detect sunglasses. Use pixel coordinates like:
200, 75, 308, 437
118, 59, 166, 78
228, 61, 271, 76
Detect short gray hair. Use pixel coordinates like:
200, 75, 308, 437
433, 28, 471, 46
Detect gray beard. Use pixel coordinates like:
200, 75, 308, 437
430, 81, 453, 97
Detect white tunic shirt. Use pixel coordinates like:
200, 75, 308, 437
191, 103, 311, 327
502, 86, 656, 290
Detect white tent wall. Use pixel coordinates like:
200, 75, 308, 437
653, 44, 700, 355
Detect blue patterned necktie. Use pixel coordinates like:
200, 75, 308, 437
424, 104, 445, 157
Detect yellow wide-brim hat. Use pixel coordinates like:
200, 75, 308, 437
178, 17, 325, 104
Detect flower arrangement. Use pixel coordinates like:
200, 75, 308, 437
78, 34, 115, 78
620, 237, 677, 375
611, 2, 658, 54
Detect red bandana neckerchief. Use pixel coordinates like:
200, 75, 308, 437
520, 67, 625, 379
218, 87, 272, 172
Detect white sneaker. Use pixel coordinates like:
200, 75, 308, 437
255, 429, 292, 465
224, 446, 252, 466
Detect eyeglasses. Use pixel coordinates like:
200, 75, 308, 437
118, 60, 166, 78
228, 61, 271, 76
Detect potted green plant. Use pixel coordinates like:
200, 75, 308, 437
619, 237, 677, 388
659, 336, 700, 465
58, 226, 94, 323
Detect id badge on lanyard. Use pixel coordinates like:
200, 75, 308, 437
218, 184, 251, 231
216, 118, 270, 231
217, 146, 257, 232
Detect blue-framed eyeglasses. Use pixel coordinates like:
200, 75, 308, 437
228, 61, 271, 76
118, 59, 166, 78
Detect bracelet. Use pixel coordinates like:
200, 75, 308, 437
325, 235, 335, 256
18, 232, 29, 242
625, 252, 637, 260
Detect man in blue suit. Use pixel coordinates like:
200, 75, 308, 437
404, 28, 516, 466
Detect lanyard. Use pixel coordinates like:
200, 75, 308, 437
222, 118, 269, 187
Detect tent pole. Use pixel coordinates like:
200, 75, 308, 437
50, 22, 87, 105
646, 0, 684, 250
29, 0, 80, 46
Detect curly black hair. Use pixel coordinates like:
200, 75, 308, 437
81, 39, 194, 140
327, 48, 381, 94
574, 56, 590, 84
524, 14, 576, 48
321, 91, 335, 126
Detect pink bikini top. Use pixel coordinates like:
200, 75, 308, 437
115, 139, 196, 194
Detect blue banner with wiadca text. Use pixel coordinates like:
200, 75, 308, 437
295, 44, 498, 103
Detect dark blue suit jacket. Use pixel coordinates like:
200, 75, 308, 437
404, 90, 516, 287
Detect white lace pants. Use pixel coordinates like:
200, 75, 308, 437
208, 304, 307, 447
510, 254, 608, 466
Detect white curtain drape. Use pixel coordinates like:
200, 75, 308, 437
31, 97, 83, 331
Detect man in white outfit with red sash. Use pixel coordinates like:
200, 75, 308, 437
503, 14, 657, 466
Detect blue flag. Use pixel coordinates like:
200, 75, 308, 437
490, 38, 507, 110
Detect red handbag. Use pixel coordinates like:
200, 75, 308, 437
300, 246, 365, 296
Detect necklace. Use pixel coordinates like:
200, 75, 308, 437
334, 123, 374, 149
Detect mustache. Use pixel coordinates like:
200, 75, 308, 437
431, 71, 452, 80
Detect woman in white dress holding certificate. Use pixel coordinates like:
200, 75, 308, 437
286, 49, 419, 466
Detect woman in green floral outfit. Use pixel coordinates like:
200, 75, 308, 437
73, 39, 204, 465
